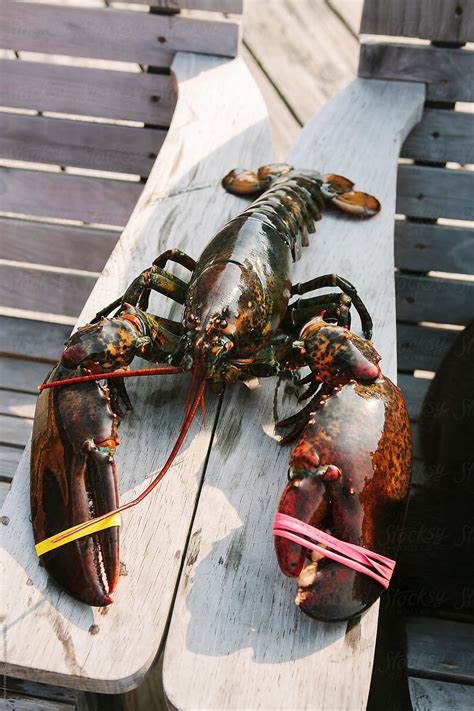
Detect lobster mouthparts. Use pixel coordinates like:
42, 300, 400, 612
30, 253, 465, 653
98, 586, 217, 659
31, 364, 120, 606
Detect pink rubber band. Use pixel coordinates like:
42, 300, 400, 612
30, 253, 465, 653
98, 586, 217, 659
273, 512, 395, 589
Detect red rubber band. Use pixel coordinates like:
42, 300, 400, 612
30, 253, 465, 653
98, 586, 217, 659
273, 512, 395, 589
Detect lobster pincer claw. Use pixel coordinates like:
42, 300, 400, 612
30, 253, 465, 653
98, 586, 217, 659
275, 338, 412, 621
31, 364, 121, 606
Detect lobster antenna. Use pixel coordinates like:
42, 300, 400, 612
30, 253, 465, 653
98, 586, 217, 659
50, 378, 206, 545
38, 366, 184, 391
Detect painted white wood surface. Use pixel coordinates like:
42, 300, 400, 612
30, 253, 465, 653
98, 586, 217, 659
0, 52, 272, 693
163, 78, 426, 710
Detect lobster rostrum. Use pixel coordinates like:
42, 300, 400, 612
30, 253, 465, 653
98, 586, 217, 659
31, 163, 410, 617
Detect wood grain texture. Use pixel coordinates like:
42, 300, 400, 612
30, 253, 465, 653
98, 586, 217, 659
0, 114, 166, 176
0, 445, 23, 481
401, 109, 474, 165
0, 3, 240, 65
0, 414, 32, 447
359, 44, 474, 102
409, 678, 474, 710
395, 221, 474, 275
0, 357, 52, 392
0, 265, 97, 318
95, 0, 243, 12
396, 273, 473, 326
0, 219, 120, 273
1, 60, 176, 124
398, 374, 430, 422
397, 323, 458, 372
0, 316, 71, 363
0, 390, 36, 420
406, 618, 474, 683
244, 0, 359, 124
361, 0, 474, 43
163, 78, 425, 710
328, 0, 363, 35
0, 169, 142, 226
0, 52, 273, 693
396, 165, 474, 221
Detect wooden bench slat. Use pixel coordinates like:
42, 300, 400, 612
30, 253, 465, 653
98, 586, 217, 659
361, 0, 474, 43
116, 0, 243, 10
1, 218, 120, 273
0, 414, 32, 448
0, 168, 142, 225
409, 678, 474, 709
395, 221, 474, 275
397, 165, 474, 221
398, 374, 430, 421
359, 44, 474, 102
0, 114, 166, 176
163, 77, 425, 711
396, 273, 473, 326
0, 445, 23, 481
0, 3, 239, 66
0, 265, 97, 318
397, 323, 458, 372
0, 316, 71, 362
407, 618, 474, 684
0, 696, 73, 711
0, 357, 52, 392
0, 390, 36, 420
0, 60, 176, 124
1, 677, 81, 706
401, 109, 474, 165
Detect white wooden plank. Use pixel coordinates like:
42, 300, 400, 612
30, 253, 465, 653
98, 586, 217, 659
0, 52, 272, 693
163, 78, 425, 710
328, 0, 363, 36
0, 445, 23, 481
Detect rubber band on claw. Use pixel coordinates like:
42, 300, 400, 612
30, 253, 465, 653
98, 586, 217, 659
35, 513, 122, 557
273, 513, 395, 589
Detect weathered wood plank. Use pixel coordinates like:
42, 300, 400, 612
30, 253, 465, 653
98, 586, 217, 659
359, 44, 474, 102
0, 357, 52, 393
0, 219, 120, 273
0, 390, 36, 420
0, 3, 239, 66
1, 677, 80, 706
0, 114, 166, 176
163, 78, 425, 710
0, 414, 32, 448
401, 109, 474, 165
0, 60, 176, 125
327, 0, 363, 36
409, 677, 474, 710
0, 317, 71, 363
0, 265, 97, 318
361, 0, 474, 43
0, 480, 11, 509
407, 617, 474, 683
396, 165, 474, 221
0, 52, 273, 694
0, 169, 142, 225
398, 374, 430, 422
395, 221, 474, 275
397, 323, 458, 372
241, 44, 301, 160
0, 445, 23, 481
117, 0, 243, 10
396, 274, 473, 326
244, 0, 359, 124
0, 697, 73, 711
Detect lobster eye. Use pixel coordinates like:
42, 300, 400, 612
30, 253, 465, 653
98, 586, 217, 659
218, 319, 228, 330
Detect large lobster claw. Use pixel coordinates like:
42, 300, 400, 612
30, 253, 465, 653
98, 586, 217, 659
31, 363, 121, 607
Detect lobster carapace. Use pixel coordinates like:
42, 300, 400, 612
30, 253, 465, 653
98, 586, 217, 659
31, 163, 410, 618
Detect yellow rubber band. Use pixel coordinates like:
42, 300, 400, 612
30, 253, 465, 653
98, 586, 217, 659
35, 513, 122, 557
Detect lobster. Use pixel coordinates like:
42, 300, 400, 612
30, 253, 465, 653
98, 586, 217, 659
31, 163, 411, 619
